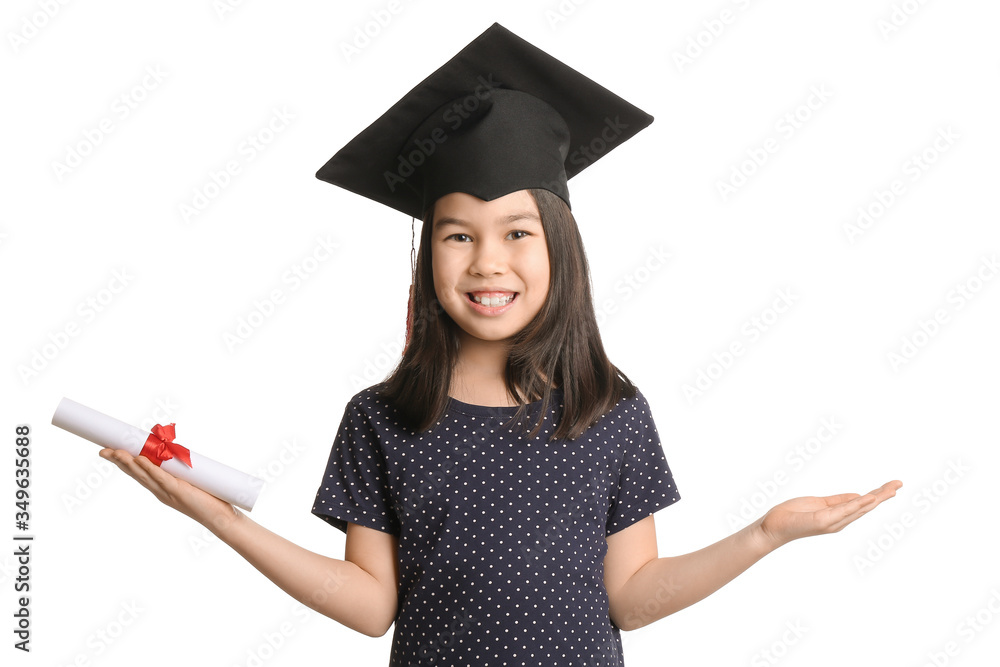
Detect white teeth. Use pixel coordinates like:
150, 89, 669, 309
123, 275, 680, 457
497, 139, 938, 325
472, 294, 514, 306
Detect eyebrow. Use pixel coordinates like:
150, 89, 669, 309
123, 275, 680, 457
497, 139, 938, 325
433, 211, 541, 231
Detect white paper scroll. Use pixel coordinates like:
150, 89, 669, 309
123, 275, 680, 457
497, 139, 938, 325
52, 398, 265, 511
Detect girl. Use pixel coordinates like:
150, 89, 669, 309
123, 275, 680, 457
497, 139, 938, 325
100, 23, 901, 667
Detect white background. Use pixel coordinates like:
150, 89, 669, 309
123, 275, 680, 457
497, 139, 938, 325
2, 1, 999, 665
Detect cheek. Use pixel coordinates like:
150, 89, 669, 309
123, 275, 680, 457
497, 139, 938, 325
532, 249, 552, 295
431, 262, 454, 300
430, 253, 443, 286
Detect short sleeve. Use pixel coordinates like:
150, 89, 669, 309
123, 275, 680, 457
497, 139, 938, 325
311, 399, 401, 536
606, 392, 680, 536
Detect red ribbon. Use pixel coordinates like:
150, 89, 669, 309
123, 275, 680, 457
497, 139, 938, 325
139, 423, 193, 468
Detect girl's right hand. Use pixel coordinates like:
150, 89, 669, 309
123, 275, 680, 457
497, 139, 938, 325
99, 448, 240, 532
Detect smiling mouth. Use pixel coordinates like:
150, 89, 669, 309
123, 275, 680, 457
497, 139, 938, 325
466, 292, 517, 307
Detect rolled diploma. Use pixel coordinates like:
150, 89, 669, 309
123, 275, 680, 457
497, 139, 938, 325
52, 397, 264, 511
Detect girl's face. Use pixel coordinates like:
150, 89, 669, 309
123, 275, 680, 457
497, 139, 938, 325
431, 189, 551, 346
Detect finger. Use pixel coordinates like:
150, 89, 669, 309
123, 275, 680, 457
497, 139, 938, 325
867, 480, 903, 500
127, 452, 188, 490
101, 448, 161, 480
819, 493, 877, 528
132, 453, 189, 491
832, 481, 901, 510
825, 486, 899, 532
826, 502, 879, 533
834, 492, 877, 512
859, 482, 902, 510
100, 448, 139, 476
819, 492, 862, 507
102, 449, 163, 493
131, 451, 162, 475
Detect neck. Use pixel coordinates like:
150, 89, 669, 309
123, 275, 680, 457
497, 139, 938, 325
449, 333, 514, 406
449, 332, 556, 407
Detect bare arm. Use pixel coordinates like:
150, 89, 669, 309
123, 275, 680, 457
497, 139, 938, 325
606, 480, 902, 631
606, 516, 770, 631
100, 448, 399, 637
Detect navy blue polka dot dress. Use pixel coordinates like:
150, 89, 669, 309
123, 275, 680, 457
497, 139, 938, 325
312, 384, 680, 666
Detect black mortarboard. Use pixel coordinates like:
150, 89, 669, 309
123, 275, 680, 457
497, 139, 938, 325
315, 22, 653, 219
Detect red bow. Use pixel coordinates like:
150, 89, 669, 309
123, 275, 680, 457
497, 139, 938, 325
139, 423, 193, 468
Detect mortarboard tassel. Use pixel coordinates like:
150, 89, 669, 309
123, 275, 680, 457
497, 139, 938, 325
403, 282, 414, 355
403, 217, 416, 356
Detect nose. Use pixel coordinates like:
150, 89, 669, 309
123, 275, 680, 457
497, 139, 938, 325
469, 237, 507, 276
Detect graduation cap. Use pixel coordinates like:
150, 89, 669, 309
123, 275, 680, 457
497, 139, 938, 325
315, 22, 654, 219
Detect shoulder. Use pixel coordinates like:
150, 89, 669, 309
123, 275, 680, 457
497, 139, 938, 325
343, 382, 394, 411
571, 383, 658, 437
607, 384, 655, 420
599, 384, 660, 443
340, 383, 413, 433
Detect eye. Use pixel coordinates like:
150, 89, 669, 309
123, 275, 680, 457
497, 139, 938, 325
506, 230, 531, 240
445, 233, 471, 242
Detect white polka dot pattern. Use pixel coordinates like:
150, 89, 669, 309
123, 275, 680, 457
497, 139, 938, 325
312, 385, 680, 666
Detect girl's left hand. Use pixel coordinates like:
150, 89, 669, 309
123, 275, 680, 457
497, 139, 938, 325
754, 480, 903, 551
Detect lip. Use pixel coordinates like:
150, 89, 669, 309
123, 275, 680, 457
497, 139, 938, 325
465, 291, 518, 315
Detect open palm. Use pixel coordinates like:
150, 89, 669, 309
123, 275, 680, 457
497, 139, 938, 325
757, 480, 902, 550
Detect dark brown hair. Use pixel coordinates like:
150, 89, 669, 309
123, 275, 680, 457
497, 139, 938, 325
378, 188, 636, 441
